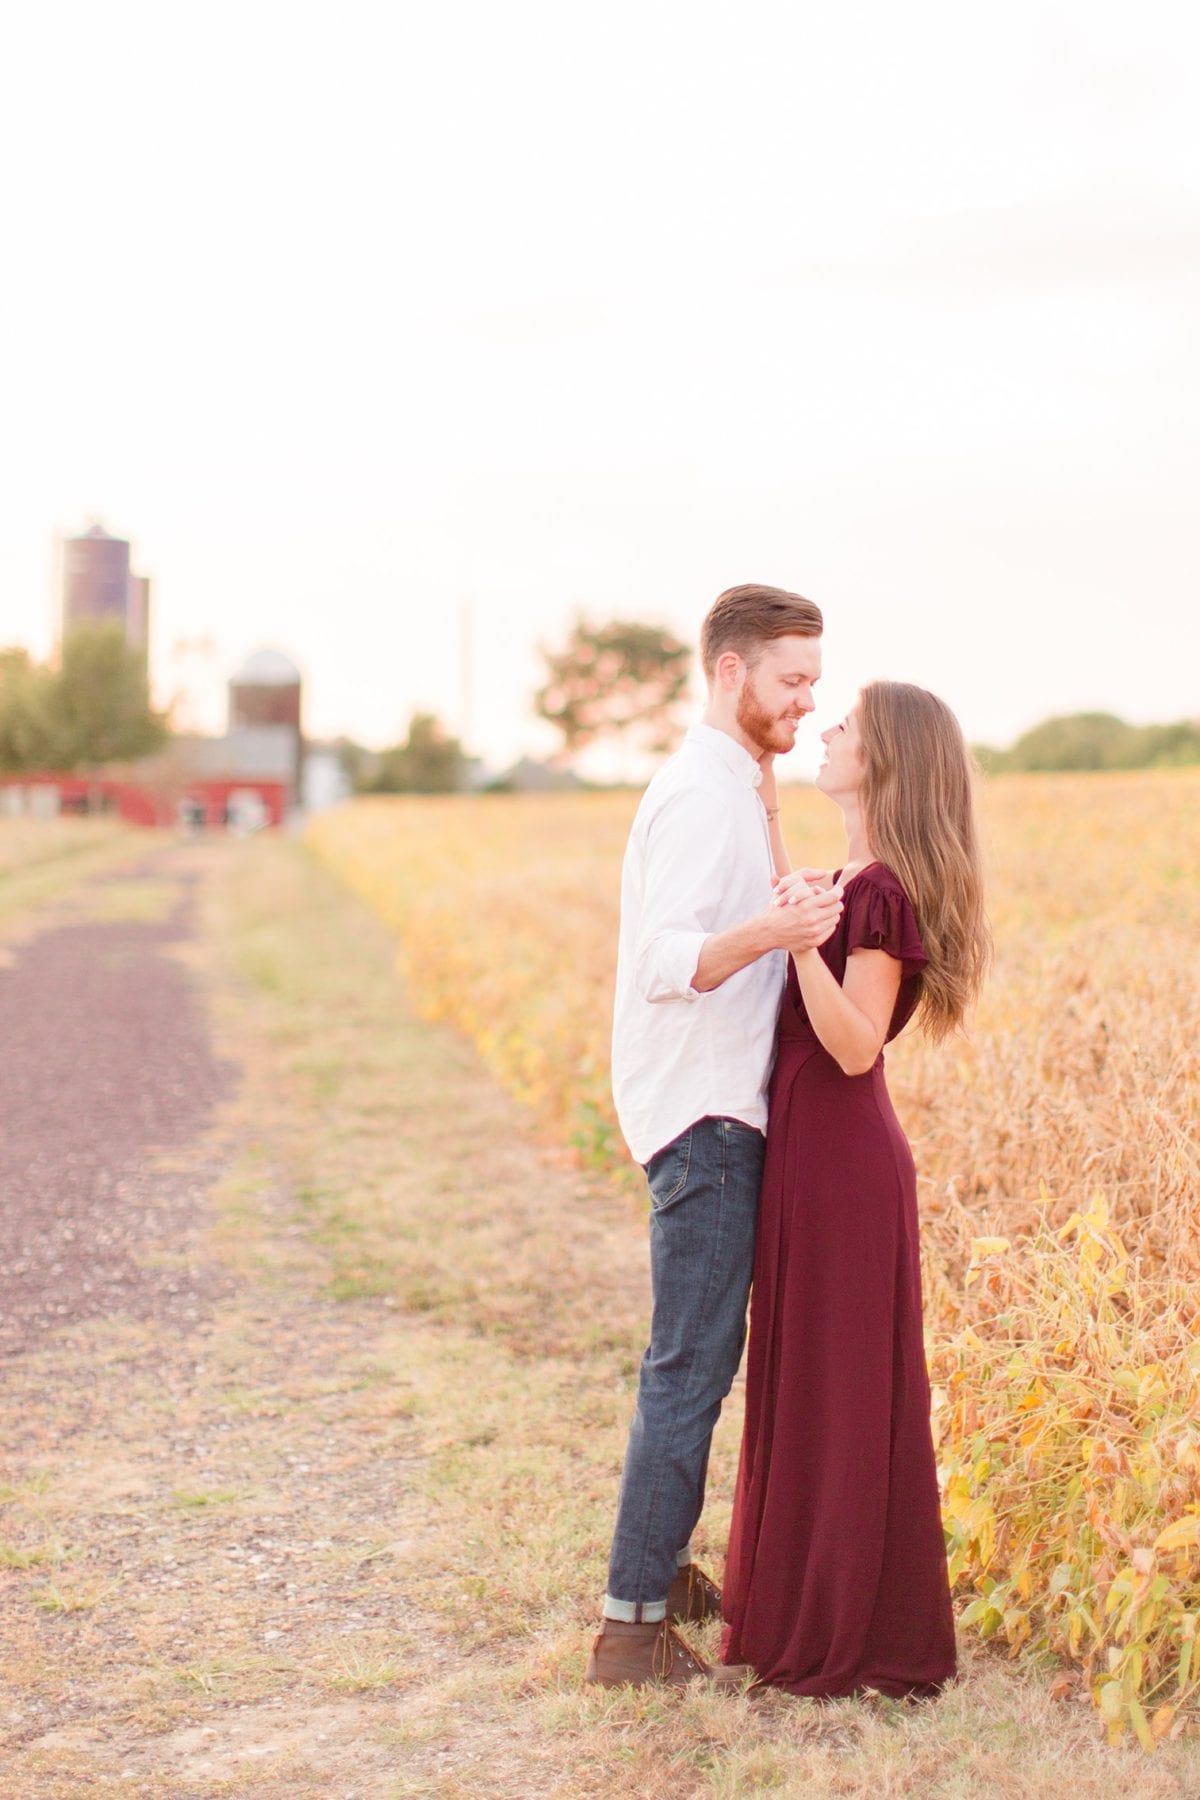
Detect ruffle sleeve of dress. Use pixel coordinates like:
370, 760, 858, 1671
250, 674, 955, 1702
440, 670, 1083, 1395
842, 867, 928, 980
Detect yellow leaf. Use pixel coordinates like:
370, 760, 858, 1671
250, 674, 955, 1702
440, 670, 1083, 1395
969, 1236, 1011, 1258
1127, 1696, 1154, 1754
1153, 1518, 1199, 1554
1098, 1678, 1123, 1722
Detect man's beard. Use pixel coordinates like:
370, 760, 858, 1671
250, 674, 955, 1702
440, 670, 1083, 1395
736, 672, 800, 755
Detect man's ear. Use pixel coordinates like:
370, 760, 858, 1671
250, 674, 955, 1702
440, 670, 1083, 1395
714, 649, 743, 692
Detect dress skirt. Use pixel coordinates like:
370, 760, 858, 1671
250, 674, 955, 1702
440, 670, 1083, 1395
720, 867, 956, 1698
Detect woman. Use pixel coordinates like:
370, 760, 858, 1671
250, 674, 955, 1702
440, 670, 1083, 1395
721, 681, 990, 1698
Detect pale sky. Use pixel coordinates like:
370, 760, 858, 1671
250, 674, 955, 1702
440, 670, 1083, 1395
2, 0, 1197, 776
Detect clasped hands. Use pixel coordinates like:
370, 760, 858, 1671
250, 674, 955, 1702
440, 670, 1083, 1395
763, 867, 844, 953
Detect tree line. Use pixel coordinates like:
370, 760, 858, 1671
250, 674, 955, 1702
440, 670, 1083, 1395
346, 618, 691, 793
2, 619, 1196, 791
0, 628, 166, 774
357, 623, 1198, 789
974, 712, 1200, 774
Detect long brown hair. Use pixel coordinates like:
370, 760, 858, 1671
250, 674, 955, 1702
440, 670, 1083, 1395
858, 681, 991, 1041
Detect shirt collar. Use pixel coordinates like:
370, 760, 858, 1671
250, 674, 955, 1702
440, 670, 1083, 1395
685, 722, 764, 789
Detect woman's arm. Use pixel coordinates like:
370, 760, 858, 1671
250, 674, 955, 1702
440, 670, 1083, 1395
791, 945, 902, 1075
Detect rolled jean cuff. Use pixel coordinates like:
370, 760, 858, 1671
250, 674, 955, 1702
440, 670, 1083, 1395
603, 1595, 667, 1623
676, 1544, 693, 1567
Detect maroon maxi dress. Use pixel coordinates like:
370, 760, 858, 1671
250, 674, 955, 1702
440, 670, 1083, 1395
720, 863, 956, 1698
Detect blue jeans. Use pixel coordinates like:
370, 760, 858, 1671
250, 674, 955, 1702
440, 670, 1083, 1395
605, 1115, 765, 1620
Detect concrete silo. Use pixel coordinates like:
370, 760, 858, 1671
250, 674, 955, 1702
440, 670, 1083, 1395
59, 522, 151, 663
227, 649, 304, 805
61, 524, 131, 634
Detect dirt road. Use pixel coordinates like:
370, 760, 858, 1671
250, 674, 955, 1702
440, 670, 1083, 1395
0, 865, 232, 1355
1, 844, 457, 1798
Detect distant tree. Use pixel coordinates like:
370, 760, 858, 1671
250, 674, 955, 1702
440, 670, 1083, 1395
1128, 719, 1200, 768
47, 625, 169, 770
331, 735, 375, 791
975, 711, 1200, 774
368, 712, 466, 794
0, 648, 52, 772
1006, 713, 1137, 772
0, 628, 168, 773
534, 619, 692, 760
970, 742, 1009, 775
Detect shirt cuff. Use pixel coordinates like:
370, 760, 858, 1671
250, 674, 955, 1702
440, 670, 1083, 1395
636, 930, 708, 1003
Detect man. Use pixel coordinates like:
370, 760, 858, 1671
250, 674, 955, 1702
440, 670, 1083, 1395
586, 583, 843, 1688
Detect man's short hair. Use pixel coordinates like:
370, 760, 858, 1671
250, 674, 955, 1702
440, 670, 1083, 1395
700, 584, 823, 680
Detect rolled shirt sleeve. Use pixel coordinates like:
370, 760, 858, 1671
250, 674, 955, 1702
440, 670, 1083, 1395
633, 788, 738, 1004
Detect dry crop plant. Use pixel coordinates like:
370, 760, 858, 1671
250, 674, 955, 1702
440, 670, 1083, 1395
308, 769, 1200, 1745
307, 790, 642, 1165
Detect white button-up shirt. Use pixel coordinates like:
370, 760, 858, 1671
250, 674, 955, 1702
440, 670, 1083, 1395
611, 723, 785, 1165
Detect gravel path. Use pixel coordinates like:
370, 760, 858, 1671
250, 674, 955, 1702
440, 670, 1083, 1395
0, 860, 234, 1356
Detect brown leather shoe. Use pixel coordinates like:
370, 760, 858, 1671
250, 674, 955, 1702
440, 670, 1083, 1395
584, 1618, 712, 1688
667, 1561, 722, 1624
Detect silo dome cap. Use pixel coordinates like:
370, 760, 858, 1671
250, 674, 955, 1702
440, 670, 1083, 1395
232, 648, 301, 685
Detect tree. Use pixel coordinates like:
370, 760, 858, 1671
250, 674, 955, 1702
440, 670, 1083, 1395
534, 619, 692, 760
969, 741, 1009, 775
330, 735, 374, 791
1006, 712, 1136, 771
48, 625, 168, 769
0, 649, 52, 772
973, 711, 1200, 773
1127, 720, 1200, 768
0, 627, 167, 773
367, 712, 466, 793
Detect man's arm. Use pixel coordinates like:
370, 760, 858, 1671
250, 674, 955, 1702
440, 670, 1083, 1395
692, 887, 843, 992
633, 789, 843, 1002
